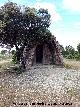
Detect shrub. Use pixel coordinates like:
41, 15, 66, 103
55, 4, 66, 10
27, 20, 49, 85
75, 53, 80, 60
12, 53, 18, 64
66, 54, 74, 59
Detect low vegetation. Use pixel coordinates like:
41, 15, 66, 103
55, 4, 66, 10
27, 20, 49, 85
64, 58, 80, 70
61, 43, 80, 61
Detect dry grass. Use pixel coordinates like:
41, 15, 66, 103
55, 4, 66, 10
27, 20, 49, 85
0, 54, 17, 73
64, 58, 80, 70
0, 58, 12, 65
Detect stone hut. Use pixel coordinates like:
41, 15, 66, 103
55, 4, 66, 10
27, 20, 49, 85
23, 36, 63, 69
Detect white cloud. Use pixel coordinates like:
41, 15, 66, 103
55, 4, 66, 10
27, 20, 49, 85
73, 22, 80, 30
63, 0, 80, 12
51, 29, 80, 49
35, 2, 62, 22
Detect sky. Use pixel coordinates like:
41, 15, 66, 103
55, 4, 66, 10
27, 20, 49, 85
0, 0, 80, 50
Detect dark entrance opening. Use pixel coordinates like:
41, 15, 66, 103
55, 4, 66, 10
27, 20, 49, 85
36, 44, 43, 63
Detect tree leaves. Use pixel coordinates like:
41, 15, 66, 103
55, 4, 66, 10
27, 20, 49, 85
0, 2, 52, 64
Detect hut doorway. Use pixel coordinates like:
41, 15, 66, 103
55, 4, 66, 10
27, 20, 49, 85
36, 44, 43, 63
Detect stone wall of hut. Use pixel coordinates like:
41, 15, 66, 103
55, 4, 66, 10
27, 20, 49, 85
23, 36, 63, 69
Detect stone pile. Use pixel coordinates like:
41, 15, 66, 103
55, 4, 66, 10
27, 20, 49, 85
23, 36, 63, 69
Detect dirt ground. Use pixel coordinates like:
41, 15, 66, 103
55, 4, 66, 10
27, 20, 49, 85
0, 64, 80, 107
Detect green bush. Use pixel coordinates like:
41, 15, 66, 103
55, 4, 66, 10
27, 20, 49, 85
12, 53, 18, 64
66, 54, 74, 59
75, 53, 80, 60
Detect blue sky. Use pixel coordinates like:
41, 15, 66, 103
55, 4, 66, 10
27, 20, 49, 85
0, 0, 80, 49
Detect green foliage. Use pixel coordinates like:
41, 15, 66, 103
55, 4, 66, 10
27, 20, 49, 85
61, 45, 80, 60
60, 45, 75, 59
11, 50, 15, 55
66, 54, 74, 59
60, 45, 66, 57
0, 1, 51, 65
75, 53, 80, 60
1, 50, 7, 55
65, 45, 75, 56
0, 2, 51, 47
77, 43, 80, 54
12, 52, 18, 64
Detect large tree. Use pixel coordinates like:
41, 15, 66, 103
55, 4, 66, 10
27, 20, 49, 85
0, 2, 51, 67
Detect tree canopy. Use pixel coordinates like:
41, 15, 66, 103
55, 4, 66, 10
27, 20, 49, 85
0, 2, 51, 48
0, 2, 52, 65
65, 45, 75, 55
77, 43, 80, 54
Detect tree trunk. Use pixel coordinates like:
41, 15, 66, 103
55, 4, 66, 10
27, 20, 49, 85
15, 45, 21, 63
15, 44, 26, 69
